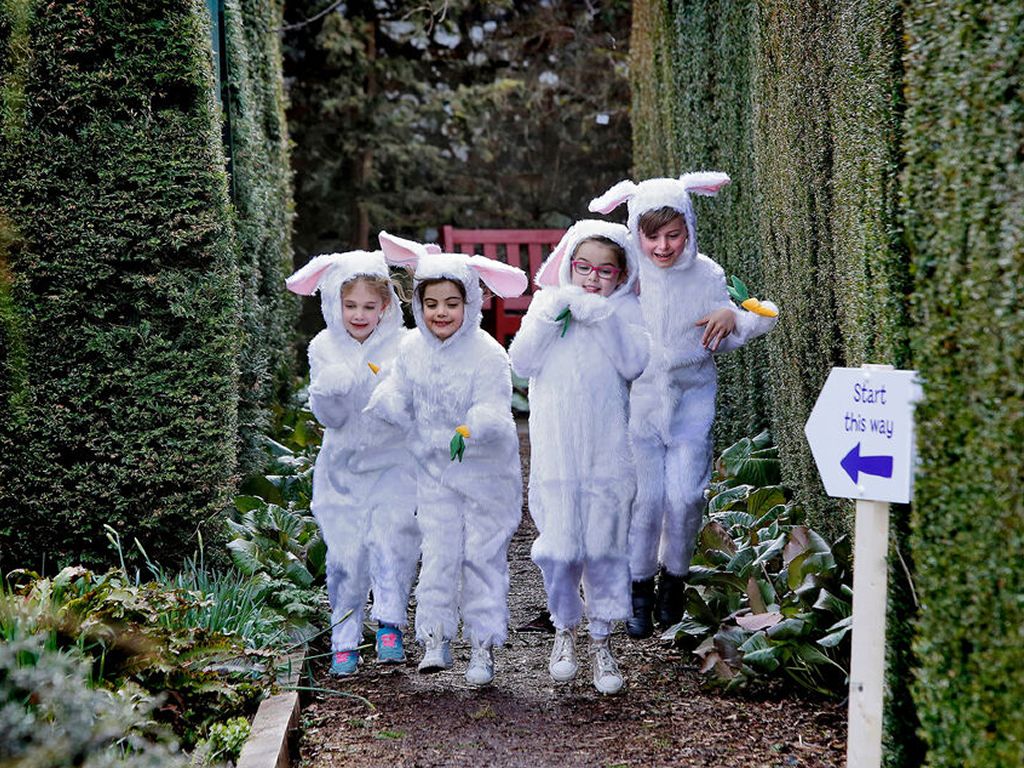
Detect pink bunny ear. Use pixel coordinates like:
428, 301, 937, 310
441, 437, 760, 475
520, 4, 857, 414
679, 171, 731, 196
424, 243, 443, 254
378, 231, 426, 269
467, 255, 528, 298
588, 179, 638, 214
534, 226, 576, 287
285, 252, 345, 295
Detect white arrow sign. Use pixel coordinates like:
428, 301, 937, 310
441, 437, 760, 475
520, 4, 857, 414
803, 366, 921, 504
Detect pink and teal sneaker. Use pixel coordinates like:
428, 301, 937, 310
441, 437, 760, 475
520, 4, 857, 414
376, 626, 406, 664
329, 650, 359, 676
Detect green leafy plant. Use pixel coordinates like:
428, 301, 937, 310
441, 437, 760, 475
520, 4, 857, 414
0, 635, 186, 767
666, 431, 853, 696
511, 372, 530, 414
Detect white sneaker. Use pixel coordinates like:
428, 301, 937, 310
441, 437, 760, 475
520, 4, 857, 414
417, 626, 453, 673
465, 639, 494, 686
549, 628, 578, 683
590, 636, 623, 695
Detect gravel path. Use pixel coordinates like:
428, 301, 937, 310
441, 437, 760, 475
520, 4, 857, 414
297, 420, 846, 767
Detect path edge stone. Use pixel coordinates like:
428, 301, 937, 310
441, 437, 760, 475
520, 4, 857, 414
236, 650, 305, 768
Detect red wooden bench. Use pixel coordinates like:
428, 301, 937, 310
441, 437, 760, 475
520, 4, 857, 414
441, 226, 566, 346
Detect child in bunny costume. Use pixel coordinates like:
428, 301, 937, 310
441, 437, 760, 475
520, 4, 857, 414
285, 250, 420, 675
589, 173, 780, 638
365, 231, 527, 686
509, 220, 650, 693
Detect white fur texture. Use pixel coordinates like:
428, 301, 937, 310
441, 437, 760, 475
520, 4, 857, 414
291, 251, 419, 651
589, 175, 779, 580
365, 245, 524, 647
509, 221, 650, 628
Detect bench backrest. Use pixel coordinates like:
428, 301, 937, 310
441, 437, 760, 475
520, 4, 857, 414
441, 226, 566, 345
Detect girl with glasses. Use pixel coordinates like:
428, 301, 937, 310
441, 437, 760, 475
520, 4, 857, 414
509, 221, 651, 694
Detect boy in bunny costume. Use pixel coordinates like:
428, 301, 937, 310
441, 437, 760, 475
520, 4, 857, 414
509, 220, 650, 693
285, 250, 420, 674
365, 231, 527, 686
589, 173, 780, 638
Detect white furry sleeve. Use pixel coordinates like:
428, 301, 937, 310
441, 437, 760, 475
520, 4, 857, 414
307, 340, 359, 429
602, 298, 651, 382
508, 289, 567, 379
363, 344, 413, 428
464, 345, 514, 444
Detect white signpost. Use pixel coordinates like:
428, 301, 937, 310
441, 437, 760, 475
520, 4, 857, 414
804, 365, 921, 768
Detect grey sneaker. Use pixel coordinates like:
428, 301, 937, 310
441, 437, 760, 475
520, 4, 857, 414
417, 626, 453, 673
465, 638, 494, 686
590, 636, 623, 695
549, 628, 578, 683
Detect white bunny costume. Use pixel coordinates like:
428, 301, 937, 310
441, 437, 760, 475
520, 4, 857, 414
285, 251, 419, 653
365, 232, 527, 649
508, 221, 650, 636
589, 173, 779, 583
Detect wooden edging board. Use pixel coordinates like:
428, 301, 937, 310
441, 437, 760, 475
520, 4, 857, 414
236, 650, 305, 768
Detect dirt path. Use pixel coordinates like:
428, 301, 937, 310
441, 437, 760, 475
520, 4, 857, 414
297, 422, 846, 767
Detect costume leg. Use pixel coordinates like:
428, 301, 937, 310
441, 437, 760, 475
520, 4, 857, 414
628, 437, 668, 581
660, 437, 712, 576
325, 548, 370, 651
536, 558, 585, 631
368, 501, 420, 629
461, 501, 516, 647
582, 555, 631, 633
414, 483, 463, 643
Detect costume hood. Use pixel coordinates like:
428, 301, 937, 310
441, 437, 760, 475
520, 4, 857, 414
588, 172, 731, 271
534, 219, 640, 298
285, 250, 404, 341
378, 231, 528, 349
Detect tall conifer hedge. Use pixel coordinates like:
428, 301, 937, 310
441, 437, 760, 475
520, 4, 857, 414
0, 0, 241, 569
902, 5, 1024, 766
633, 1, 1021, 764
224, 0, 297, 475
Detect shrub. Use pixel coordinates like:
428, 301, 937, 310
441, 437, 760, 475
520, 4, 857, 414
0, 635, 186, 767
667, 432, 852, 696
0, 0, 240, 569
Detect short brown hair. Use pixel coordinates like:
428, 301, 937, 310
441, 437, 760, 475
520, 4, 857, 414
638, 207, 686, 238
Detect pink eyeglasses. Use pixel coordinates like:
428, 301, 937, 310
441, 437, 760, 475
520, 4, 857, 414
571, 259, 623, 281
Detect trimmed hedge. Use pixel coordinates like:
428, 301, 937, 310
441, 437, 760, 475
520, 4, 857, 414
0, 0, 241, 568
662, 0, 771, 449
903, 4, 1024, 766
633, 0, 1024, 764
223, 0, 298, 475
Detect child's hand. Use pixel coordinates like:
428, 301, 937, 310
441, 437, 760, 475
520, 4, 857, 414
696, 308, 736, 351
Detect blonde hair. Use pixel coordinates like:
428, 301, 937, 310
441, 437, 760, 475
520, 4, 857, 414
342, 273, 409, 304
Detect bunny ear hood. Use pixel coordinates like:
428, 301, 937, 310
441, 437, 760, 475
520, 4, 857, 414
286, 250, 402, 337
590, 172, 730, 272
534, 219, 639, 298
380, 231, 527, 349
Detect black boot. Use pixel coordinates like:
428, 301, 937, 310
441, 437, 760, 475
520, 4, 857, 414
625, 578, 656, 639
655, 567, 687, 629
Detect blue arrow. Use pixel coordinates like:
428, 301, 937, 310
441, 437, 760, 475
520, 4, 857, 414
841, 442, 893, 484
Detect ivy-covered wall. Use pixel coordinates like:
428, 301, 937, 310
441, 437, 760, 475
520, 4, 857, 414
632, 0, 1022, 765
0, 0, 296, 569
224, 0, 297, 475
902, 4, 1024, 766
